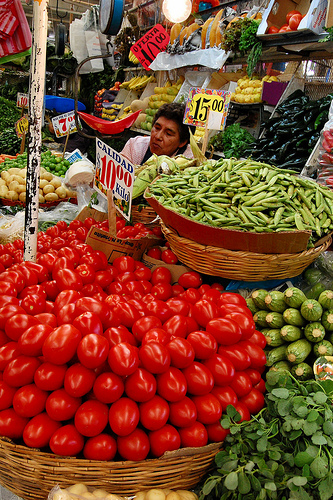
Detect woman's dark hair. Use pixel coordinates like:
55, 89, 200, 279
152, 102, 193, 144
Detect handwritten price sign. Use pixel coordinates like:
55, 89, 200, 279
16, 93, 29, 109
131, 24, 169, 70
15, 116, 29, 138
184, 88, 232, 129
95, 139, 135, 221
52, 111, 79, 138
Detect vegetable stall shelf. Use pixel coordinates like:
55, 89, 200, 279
0, 437, 222, 500
161, 223, 332, 281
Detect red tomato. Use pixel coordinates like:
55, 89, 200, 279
54, 290, 82, 315
55, 269, 83, 292
0, 281, 17, 297
64, 363, 96, 397
46, 388, 81, 421
184, 288, 201, 304
3, 355, 41, 387
104, 326, 136, 348
0, 303, 25, 330
218, 292, 247, 307
142, 328, 170, 346
244, 368, 262, 386
23, 262, 50, 283
0, 341, 20, 371
83, 434, 117, 461
234, 401, 251, 422
156, 367, 187, 402
132, 316, 162, 342
34, 362, 67, 391
240, 388, 265, 415
206, 420, 230, 442
230, 371, 253, 398
139, 395, 169, 431
151, 282, 173, 301
218, 344, 251, 371
178, 271, 202, 289
267, 25, 279, 33
219, 303, 252, 319
18, 323, 53, 356
57, 304, 78, 326
207, 316, 242, 346
33, 313, 57, 328
145, 300, 172, 323
147, 247, 162, 260
193, 299, 219, 327
93, 372, 124, 403
75, 297, 111, 328
23, 412, 61, 448
125, 368, 157, 402
182, 362, 214, 396
42, 324, 82, 365
117, 428, 150, 461
238, 340, 267, 370
0, 330, 9, 348
149, 424, 181, 457
289, 13, 302, 29
139, 341, 171, 374
202, 289, 223, 303
75, 400, 109, 437
248, 330, 267, 349
166, 337, 195, 369
109, 397, 140, 436
75, 264, 96, 285
0, 254, 13, 269
0, 381, 17, 410
254, 378, 266, 394
38, 253, 58, 273
204, 354, 235, 387
279, 24, 292, 32
0, 408, 29, 439
12, 383, 48, 417
108, 342, 139, 376
113, 255, 136, 273
191, 393, 222, 424
178, 421, 208, 448
72, 311, 103, 337
168, 396, 197, 428
171, 284, 185, 297
151, 267, 172, 285
77, 333, 109, 369
223, 312, 255, 340
5, 313, 40, 341
161, 249, 178, 264
187, 331, 218, 359
49, 424, 84, 456
286, 9, 301, 22
112, 302, 141, 328
0, 270, 25, 292
211, 386, 238, 412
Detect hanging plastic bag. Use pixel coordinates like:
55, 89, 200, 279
0, 0, 31, 59
316, 98, 333, 188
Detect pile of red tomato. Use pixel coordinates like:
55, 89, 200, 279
267, 9, 304, 34
0, 217, 267, 462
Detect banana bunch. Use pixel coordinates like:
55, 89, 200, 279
129, 50, 140, 65
115, 106, 132, 121
120, 75, 156, 91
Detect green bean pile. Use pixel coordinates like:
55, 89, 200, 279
146, 158, 333, 246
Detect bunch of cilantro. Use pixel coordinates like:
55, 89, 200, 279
199, 371, 333, 500
208, 123, 255, 159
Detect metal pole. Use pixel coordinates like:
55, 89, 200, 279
24, 0, 49, 262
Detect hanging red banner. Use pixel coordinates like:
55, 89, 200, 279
130, 24, 169, 70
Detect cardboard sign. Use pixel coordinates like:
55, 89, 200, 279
15, 116, 29, 138
16, 92, 28, 109
95, 138, 135, 221
184, 87, 232, 129
131, 24, 170, 70
52, 111, 78, 138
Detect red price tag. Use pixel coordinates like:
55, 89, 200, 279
131, 24, 169, 71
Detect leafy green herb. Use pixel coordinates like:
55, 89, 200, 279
319, 26, 333, 42
208, 123, 255, 158
0, 128, 21, 156
199, 371, 333, 499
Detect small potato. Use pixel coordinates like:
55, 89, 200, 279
39, 179, 48, 189
165, 493, 182, 500
146, 490, 166, 500
6, 190, 19, 201
7, 167, 22, 176
134, 492, 147, 500
81, 494, 96, 500
5, 175, 15, 185
0, 185, 9, 197
0, 179, 6, 187
55, 186, 67, 199
67, 484, 88, 495
93, 489, 110, 498
17, 185, 25, 194
18, 168, 27, 178
39, 194, 45, 203
8, 180, 19, 192
41, 171, 53, 182
44, 192, 58, 202
40, 167, 47, 175
11, 174, 25, 185
43, 184, 55, 194
52, 489, 72, 500
105, 495, 123, 500
19, 192, 26, 202
176, 492, 198, 500
162, 492, 172, 497
65, 188, 77, 198
51, 178, 62, 189
1, 171, 10, 181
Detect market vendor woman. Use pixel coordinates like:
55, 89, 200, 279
121, 102, 194, 165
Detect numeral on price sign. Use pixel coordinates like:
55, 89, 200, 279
15, 116, 29, 138
184, 87, 232, 129
131, 24, 170, 70
16, 93, 29, 109
52, 111, 78, 138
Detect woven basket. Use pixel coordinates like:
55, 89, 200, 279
0, 438, 221, 500
161, 223, 332, 281
132, 204, 159, 227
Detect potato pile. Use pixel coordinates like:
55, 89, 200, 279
0, 167, 76, 204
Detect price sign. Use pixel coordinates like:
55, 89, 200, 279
15, 116, 29, 138
184, 88, 232, 129
95, 139, 135, 221
16, 93, 29, 109
131, 24, 170, 70
51, 111, 79, 138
